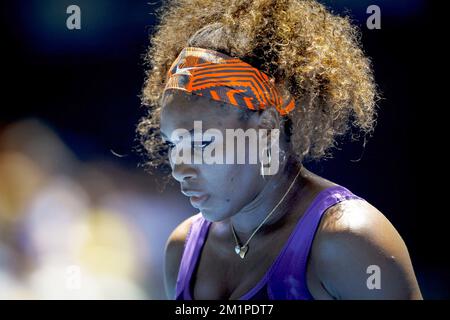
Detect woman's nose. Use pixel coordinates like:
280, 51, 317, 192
169, 143, 198, 182
171, 162, 197, 182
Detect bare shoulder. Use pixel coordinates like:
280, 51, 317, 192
164, 214, 196, 299
310, 198, 423, 299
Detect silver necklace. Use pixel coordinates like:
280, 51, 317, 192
230, 166, 302, 259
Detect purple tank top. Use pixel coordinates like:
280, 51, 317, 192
175, 185, 364, 300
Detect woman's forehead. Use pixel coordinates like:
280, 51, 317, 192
162, 90, 211, 111
161, 91, 240, 123
160, 91, 242, 135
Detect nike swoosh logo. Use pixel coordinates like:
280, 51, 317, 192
175, 64, 198, 75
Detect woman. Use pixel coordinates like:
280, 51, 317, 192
138, 0, 422, 300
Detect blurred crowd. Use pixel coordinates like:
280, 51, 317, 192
0, 119, 190, 299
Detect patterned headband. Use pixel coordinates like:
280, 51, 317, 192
163, 47, 295, 116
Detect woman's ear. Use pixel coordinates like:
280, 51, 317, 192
257, 107, 280, 131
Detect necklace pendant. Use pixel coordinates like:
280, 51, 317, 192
239, 245, 248, 259
234, 245, 248, 258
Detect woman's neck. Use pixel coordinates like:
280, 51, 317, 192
228, 154, 307, 238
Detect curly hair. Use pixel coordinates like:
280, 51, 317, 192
137, 0, 379, 176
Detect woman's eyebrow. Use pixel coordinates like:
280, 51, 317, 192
160, 128, 195, 141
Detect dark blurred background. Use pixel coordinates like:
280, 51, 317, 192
0, 0, 445, 299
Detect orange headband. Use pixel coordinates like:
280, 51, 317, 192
163, 47, 295, 116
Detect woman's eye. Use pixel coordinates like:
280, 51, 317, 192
192, 140, 213, 149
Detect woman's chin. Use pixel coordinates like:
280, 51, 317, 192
199, 208, 227, 223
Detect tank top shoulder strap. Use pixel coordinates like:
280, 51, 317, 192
175, 212, 211, 300
268, 184, 364, 300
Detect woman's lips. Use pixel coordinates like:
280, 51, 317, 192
189, 194, 209, 208
181, 188, 209, 208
